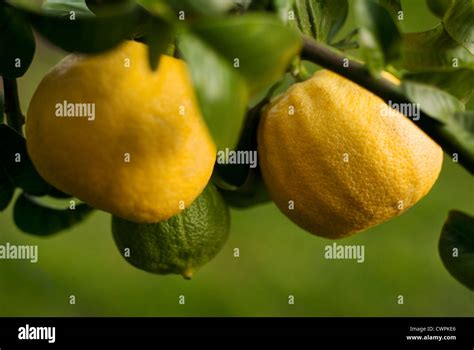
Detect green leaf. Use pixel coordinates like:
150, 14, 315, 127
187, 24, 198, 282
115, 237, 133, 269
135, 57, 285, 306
0, 93, 4, 123
215, 168, 270, 208
41, 0, 93, 16
331, 28, 359, 50
307, 0, 349, 43
213, 145, 270, 208
354, 0, 402, 73
232, 0, 252, 12
178, 32, 248, 150
248, 0, 273, 11
402, 80, 465, 120
142, 16, 174, 70
293, 0, 313, 37
13, 193, 94, 236
85, 0, 131, 15
377, 0, 401, 21
0, 125, 51, 196
212, 87, 274, 208
439, 210, 474, 290
402, 81, 474, 166
47, 187, 72, 199
19, 2, 141, 54
273, 0, 296, 25
0, 185, 14, 211
442, 110, 474, 158
164, 0, 235, 15
213, 98, 261, 189
401, 82, 474, 167
400, 24, 474, 72
135, 0, 173, 20
190, 14, 302, 96
426, 0, 453, 18
0, 170, 14, 211
403, 69, 474, 103
138, 0, 234, 19
179, 14, 301, 149
0, 3, 35, 78
283, 0, 348, 43
443, 0, 474, 54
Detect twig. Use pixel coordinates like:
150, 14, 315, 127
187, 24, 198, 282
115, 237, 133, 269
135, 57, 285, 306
2, 77, 25, 136
301, 37, 474, 174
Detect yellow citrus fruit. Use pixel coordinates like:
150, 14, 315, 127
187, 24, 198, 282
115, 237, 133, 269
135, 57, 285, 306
26, 41, 216, 223
258, 70, 443, 239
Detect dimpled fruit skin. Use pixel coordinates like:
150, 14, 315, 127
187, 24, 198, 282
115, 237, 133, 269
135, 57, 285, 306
26, 41, 216, 223
258, 70, 443, 239
112, 184, 230, 278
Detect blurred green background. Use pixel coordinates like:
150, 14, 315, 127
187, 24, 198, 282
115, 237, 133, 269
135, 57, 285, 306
1, 0, 473, 316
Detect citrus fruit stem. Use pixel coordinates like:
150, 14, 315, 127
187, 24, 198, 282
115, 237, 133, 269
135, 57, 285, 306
182, 268, 194, 280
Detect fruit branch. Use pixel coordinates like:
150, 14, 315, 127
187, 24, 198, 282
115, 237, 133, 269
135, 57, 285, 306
300, 37, 474, 174
2, 77, 25, 136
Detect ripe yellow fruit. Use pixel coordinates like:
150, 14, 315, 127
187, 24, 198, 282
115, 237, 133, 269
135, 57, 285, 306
26, 41, 216, 223
258, 70, 443, 239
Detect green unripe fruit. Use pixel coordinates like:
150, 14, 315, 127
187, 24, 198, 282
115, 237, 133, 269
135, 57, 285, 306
112, 184, 230, 279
